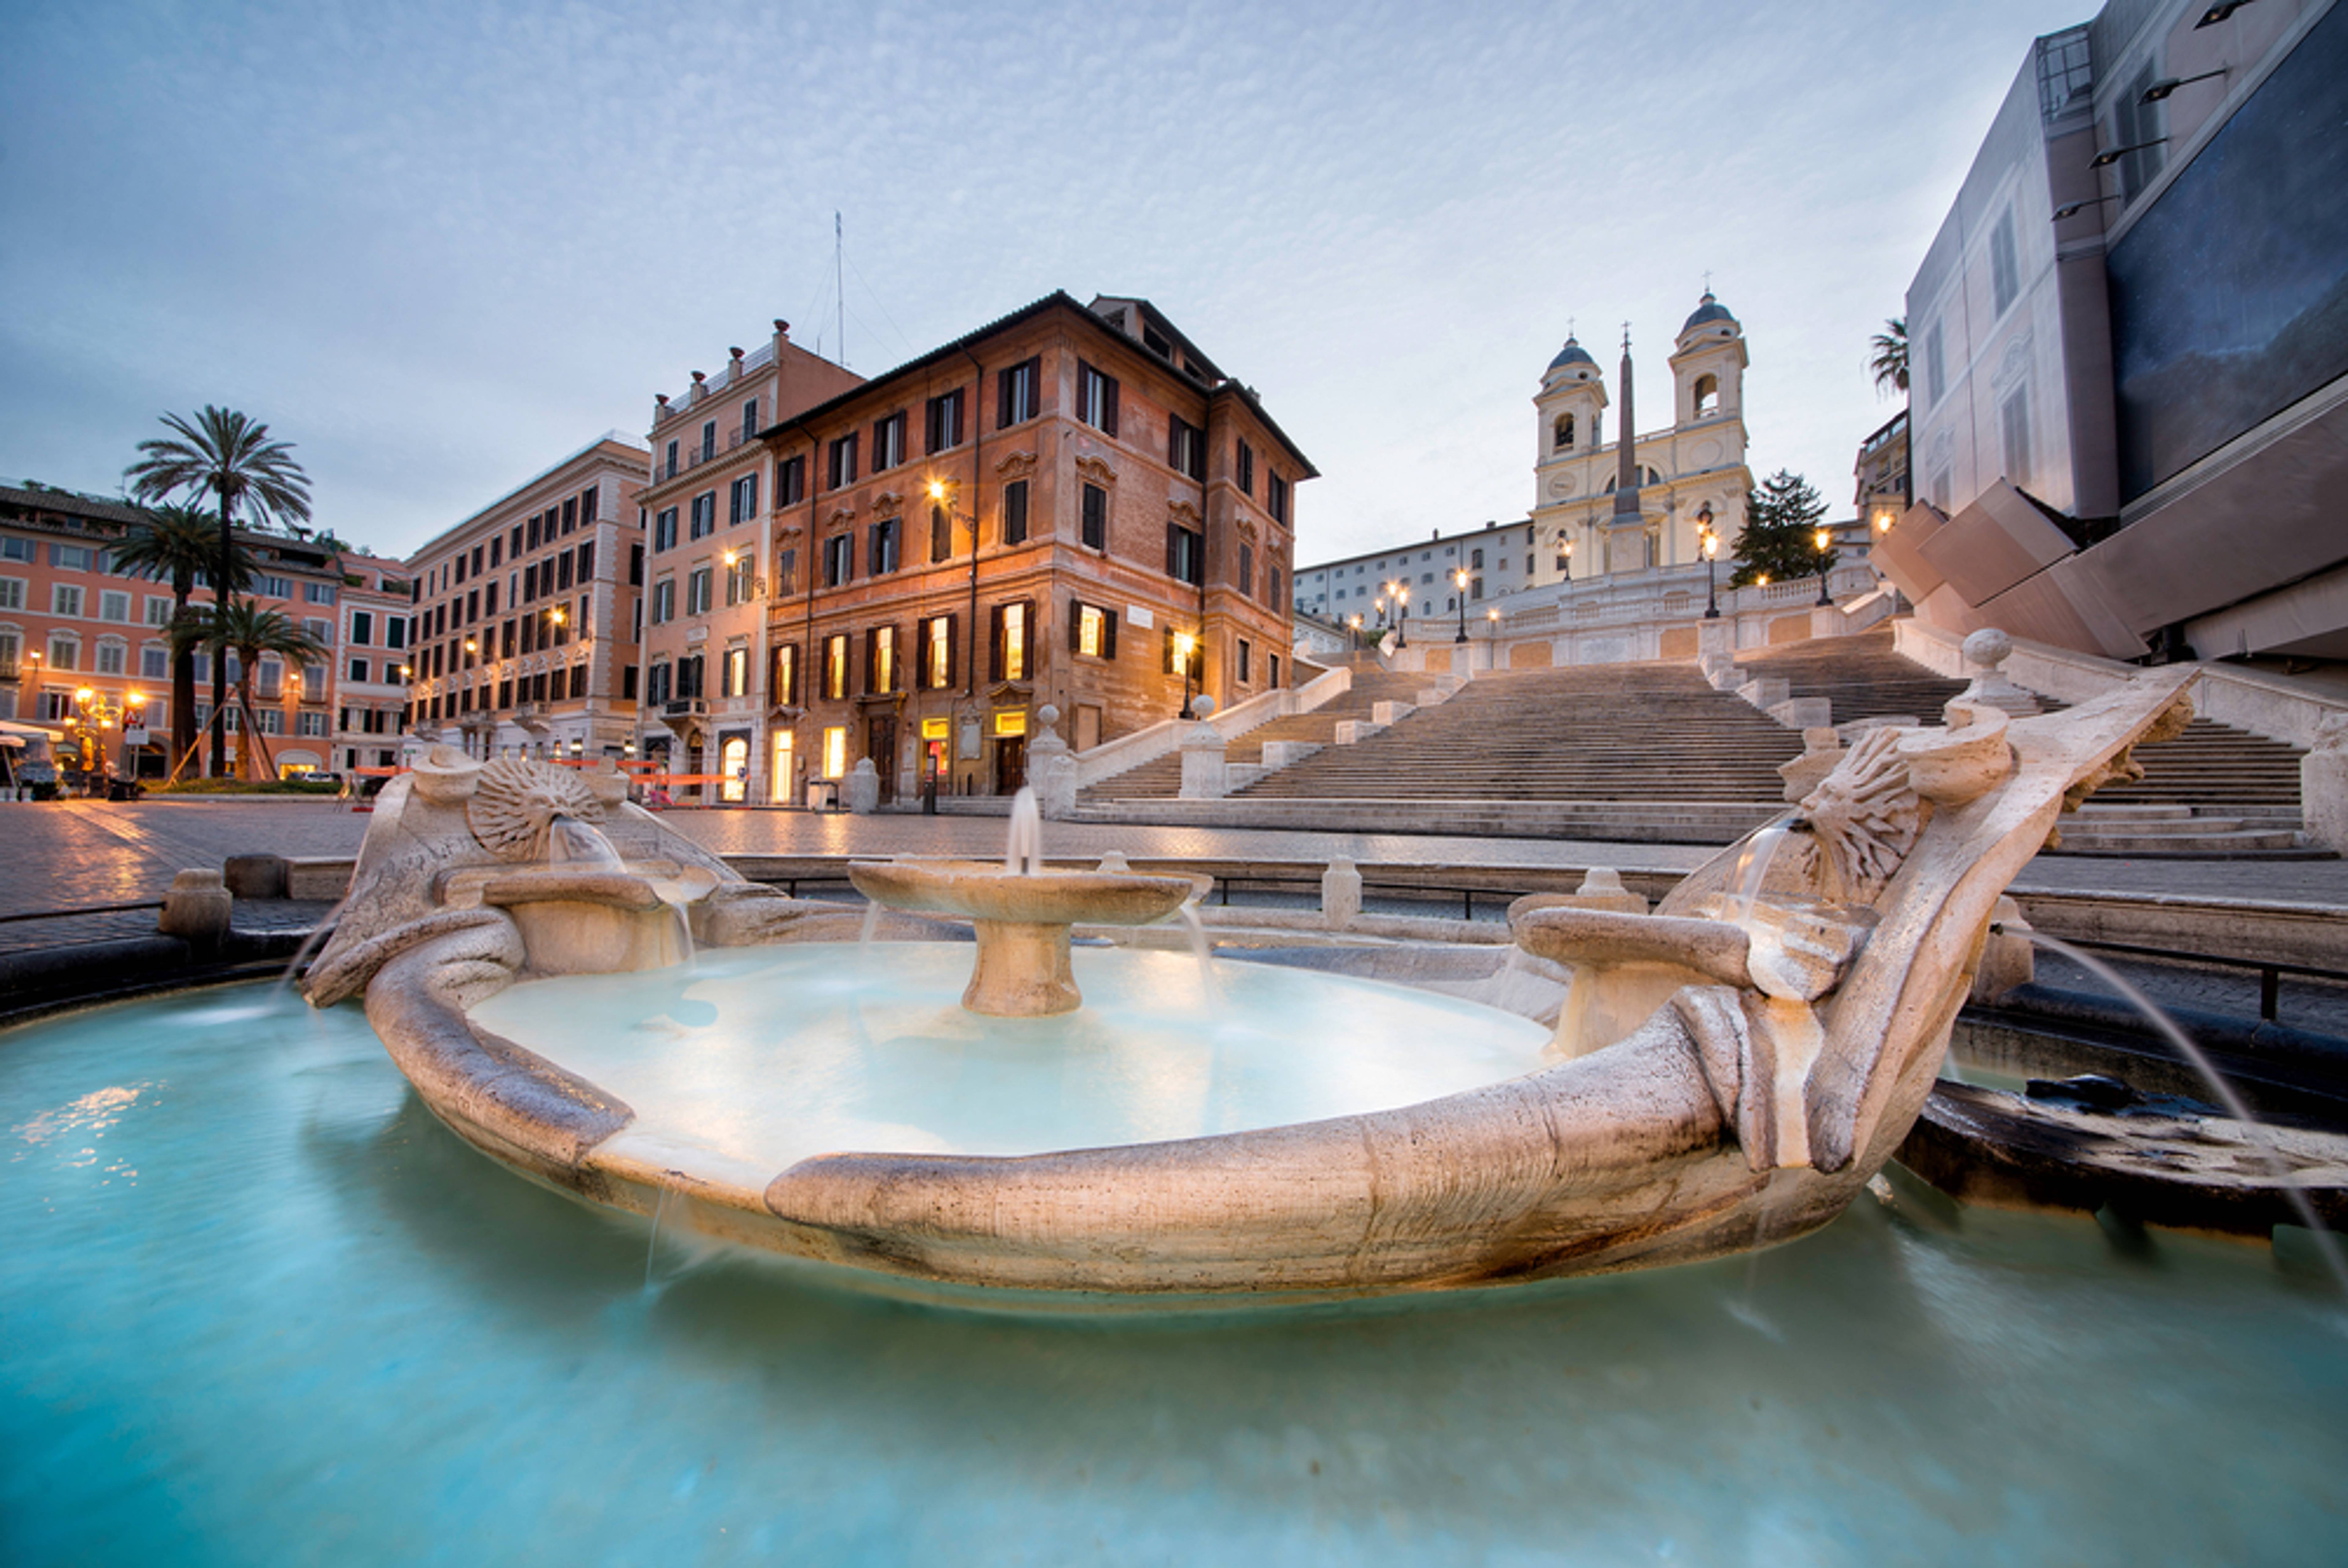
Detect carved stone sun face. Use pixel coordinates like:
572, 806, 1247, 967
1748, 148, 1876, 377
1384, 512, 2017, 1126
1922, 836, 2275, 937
1797, 728, 1922, 906
467, 758, 606, 863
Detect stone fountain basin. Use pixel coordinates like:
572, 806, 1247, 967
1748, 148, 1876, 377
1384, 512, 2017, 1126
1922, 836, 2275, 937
845, 859, 1194, 926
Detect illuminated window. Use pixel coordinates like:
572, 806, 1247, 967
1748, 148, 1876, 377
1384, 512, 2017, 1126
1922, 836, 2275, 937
924, 614, 953, 689
822, 725, 847, 779
823, 634, 849, 701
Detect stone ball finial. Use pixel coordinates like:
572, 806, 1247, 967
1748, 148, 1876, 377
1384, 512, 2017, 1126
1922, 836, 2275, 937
1037, 703, 1060, 728
1191, 695, 1218, 719
1963, 628, 2013, 673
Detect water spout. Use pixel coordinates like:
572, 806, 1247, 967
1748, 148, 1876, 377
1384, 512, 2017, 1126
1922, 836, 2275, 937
550, 814, 624, 870
1727, 817, 1797, 929
2000, 925, 2348, 1301
1005, 786, 1043, 876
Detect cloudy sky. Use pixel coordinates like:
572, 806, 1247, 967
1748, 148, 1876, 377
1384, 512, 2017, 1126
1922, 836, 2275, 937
2, 0, 2084, 565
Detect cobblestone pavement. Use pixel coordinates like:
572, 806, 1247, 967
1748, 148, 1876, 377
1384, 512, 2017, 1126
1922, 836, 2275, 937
3, 797, 2344, 932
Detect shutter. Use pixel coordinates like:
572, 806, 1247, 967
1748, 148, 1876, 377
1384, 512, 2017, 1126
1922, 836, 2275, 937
1166, 521, 1179, 578
996, 366, 1013, 430
1102, 376, 1119, 438
864, 628, 878, 694
945, 613, 959, 688
988, 603, 1005, 683
951, 390, 964, 447
1068, 596, 1082, 654
1162, 625, 1176, 675
1102, 610, 1119, 661
1016, 598, 1034, 681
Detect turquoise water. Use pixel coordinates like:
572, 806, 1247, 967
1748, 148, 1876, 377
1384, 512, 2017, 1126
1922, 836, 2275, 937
5, 987, 2347, 1565
470, 945, 1555, 1172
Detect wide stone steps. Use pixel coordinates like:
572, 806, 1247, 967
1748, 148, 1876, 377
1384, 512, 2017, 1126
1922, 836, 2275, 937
1080, 668, 1428, 803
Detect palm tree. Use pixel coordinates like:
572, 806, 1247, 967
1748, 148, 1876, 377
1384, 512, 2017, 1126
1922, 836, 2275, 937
110, 503, 253, 781
124, 407, 313, 776
198, 602, 328, 781
1870, 317, 1910, 398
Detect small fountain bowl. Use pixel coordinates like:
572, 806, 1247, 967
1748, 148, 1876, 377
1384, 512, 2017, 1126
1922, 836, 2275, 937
846, 859, 1194, 927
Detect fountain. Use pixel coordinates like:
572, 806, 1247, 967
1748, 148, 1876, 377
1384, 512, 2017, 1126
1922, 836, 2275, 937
844, 788, 1194, 1016
277, 666, 2231, 1301
10, 666, 2348, 1559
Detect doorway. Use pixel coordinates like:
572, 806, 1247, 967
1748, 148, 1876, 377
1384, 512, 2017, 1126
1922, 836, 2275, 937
866, 715, 897, 805
994, 735, 1026, 796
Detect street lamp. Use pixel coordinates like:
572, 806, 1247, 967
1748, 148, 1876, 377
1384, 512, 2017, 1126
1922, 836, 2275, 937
1385, 580, 1408, 649
1453, 567, 1470, 642
1174, 630, 1197, 720
1696, 503, 1720, 619
1347, 613, 1363, 650
1815, 527, 1834, 605
1560, 538, 1573, 583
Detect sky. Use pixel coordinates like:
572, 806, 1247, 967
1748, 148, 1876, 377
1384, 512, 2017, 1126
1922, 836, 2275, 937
1, 0, 2090, 567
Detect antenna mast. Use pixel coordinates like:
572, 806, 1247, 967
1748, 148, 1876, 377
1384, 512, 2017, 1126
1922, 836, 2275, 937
835, 212, 846, 368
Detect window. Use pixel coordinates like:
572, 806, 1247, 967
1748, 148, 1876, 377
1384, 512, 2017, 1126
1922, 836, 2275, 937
51, 543, 92, 571
770, 642, 799, 707
729, 472, 760, 525
824, 534, 852, 587
868, 517, 901, 576
0, 577, 19, 612
1267, 472, 1290, 525
1989, 206, 2020, 316
1069, 600, 1117, 660
826, 433, 859, 490
1081, 484, 1108, 551
1168, 416, 1205, 480
53, 584, 83, 617
654, 508, 678, 552
145, 595, 172, 626
722, 646, 749, 699
651, 578, 675, 624
387, 617, 406, 649
726, 551, 755, 606
580, 486, 598, 527
1002, 480, 1029, 545
823, 634, 849, 701
741, 398, 760, 441
297, 710, 329, 738
1238, 542, 1254, 599
866, 625, 899, 693
921, 614, 955, 689
1471, 548, 1484, 570
822, 726, 847, 779
1237, 638, 1251, 684
1076, 362, 1119, 435
349, 657, 370, 684
689, 492, 716, 540
647, 662, 671, 706
1554, 413, 1575, 452
144, 645, 169, 680
1269, 654, 1280, 690
1236, 440, 1255, 496
630, 542, 644, 587
100, 590, 130, 622
1167, 522, 1204, 586
664, 439, 679, 479
997, 356, 1040, 427
925, 389, 964, 453
872, 411, 906, 472
1162, 626, 1202, 680
0, 537, 29, 562
304, 617, 332, 644
701, 419, 717, 461
930, 504, 953, 563
1693, 374, 1719, 417
686, 568, 713, 616
777, 455, 806, 507
990, 600, 1031, 681
2000, 384, 2032, 489
675, 653, 703, 699
1471, 577, 1484, 600
305, 581, 338, 605
351, 610, 374, 646
774, 547, 797, 596
97, 639, 127, 675
257, 574, 292, 599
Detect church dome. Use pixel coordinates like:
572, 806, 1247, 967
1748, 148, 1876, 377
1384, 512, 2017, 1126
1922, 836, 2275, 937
1548, 335, 1597, 372
1680, 291, 1737, 335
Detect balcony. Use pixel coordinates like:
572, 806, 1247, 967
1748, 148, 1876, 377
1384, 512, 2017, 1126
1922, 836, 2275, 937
663, 698, 706, 719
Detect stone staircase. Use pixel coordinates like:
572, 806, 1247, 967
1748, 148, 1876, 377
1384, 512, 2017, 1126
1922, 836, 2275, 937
1078, 663, 1429, 804
1741, 631, 2312, 855
1226, 660, 1802, 840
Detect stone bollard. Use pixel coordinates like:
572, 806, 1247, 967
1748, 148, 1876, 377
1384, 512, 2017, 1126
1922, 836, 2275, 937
1971, 895, 2035, 1005
1956, 628, 2042, 716
1565, 866, 1648, 915
157, 868, 233, 947
224, 853, 288, 899
1321, 856, 1362, 929
846, 758, 880, 814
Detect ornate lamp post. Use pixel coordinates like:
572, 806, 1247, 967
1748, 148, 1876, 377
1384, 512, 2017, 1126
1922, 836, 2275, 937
1560, 538, 1573, 583
1452, 566, 1470, 643
1175, 631, 1197, 720
1347, 613, 1363, 650
1700, 504, 1721, 620
1386, 580, 1408, 650
1815, 527, 1834, 606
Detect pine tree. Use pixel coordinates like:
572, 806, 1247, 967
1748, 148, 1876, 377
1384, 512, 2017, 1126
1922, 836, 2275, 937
1728, 470, 1832, 588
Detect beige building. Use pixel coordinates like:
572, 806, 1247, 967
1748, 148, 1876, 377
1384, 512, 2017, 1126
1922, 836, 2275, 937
401, 434, 650, 763
635, 320, 863, 801
1530, 294, 1754, 584
331, 551, 412, 775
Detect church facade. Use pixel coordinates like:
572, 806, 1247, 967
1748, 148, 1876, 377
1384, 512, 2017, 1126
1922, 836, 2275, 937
1528, 293, 1753, 586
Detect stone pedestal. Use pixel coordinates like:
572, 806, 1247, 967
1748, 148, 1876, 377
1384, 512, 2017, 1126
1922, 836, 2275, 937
157, 868, 232, 947
1178, 722, 1228, 799
1027, 704, 1077, 819
2304, 733, 2348, 854
1956, 628, 2043, 717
